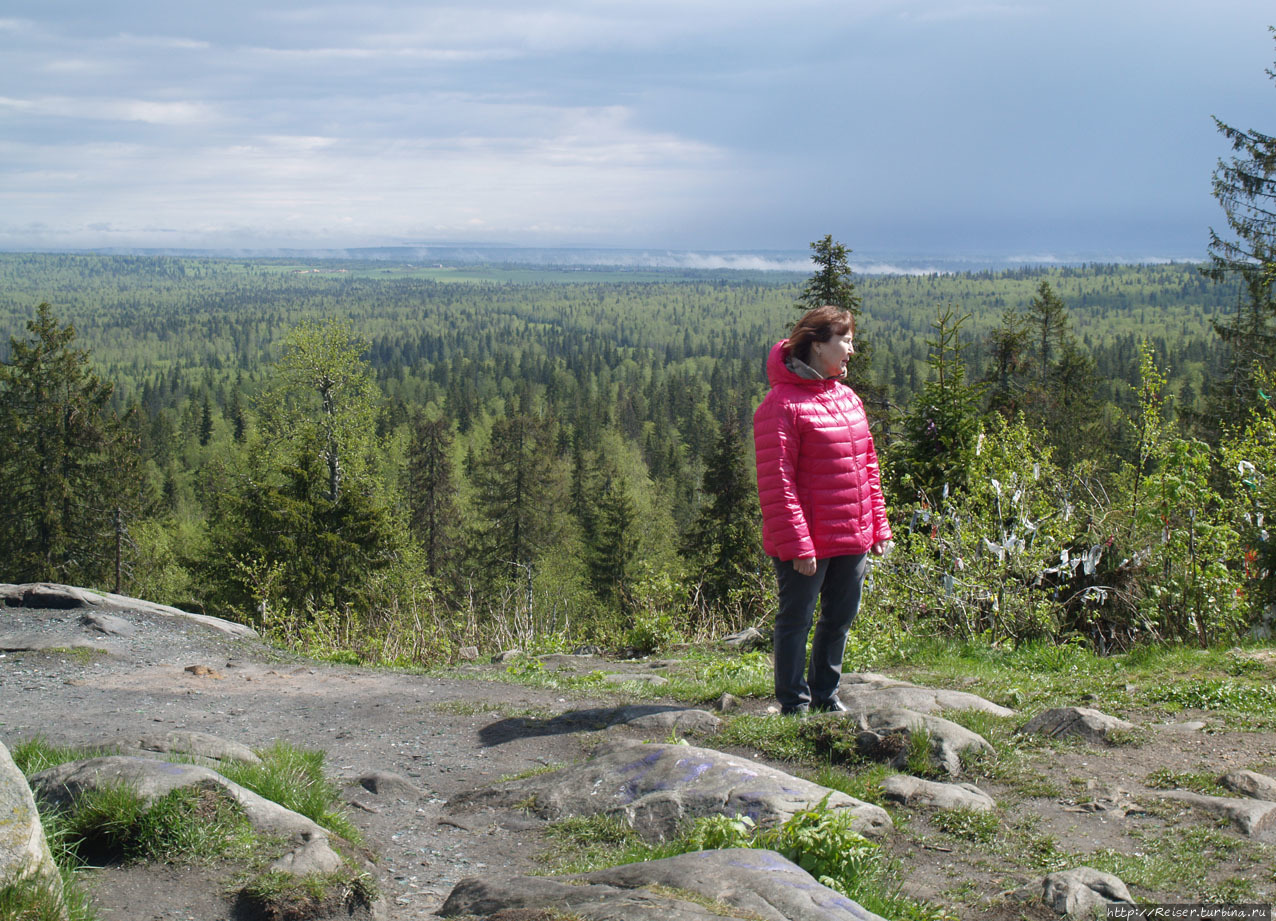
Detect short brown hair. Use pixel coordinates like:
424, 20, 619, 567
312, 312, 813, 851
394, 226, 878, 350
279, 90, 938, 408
785, 305, 855, 365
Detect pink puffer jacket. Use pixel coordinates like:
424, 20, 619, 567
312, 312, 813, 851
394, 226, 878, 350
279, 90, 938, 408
753, 340, 892, 561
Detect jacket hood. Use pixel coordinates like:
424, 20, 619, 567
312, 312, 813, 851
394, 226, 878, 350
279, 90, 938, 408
766, 340, 836, 391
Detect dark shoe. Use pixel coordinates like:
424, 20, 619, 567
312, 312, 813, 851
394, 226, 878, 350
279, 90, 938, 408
811, 697, 847, 713
780, 703, 810, 717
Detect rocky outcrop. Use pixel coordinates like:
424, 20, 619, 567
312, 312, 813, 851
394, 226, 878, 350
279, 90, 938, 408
1220, 769, 1276, 801
448, 739, 892, 841
0, 739, 61, 890
89, 731, 262, 766
881, 775, 996, 812
839, 673, 1015, 717
441, 848, 890, 921
1153, 789, 1276, 838
850, 707, 995, 776
0, 582, 256, 639
1020, 707, 1135, 744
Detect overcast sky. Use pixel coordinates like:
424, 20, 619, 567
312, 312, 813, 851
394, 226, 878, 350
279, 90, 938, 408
1, 1, 1272, 260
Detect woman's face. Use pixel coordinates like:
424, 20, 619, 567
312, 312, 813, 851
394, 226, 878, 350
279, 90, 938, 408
810, 329, 854, 378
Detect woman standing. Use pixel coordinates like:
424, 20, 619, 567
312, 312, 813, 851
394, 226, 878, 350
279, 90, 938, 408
753, 305, 892, 715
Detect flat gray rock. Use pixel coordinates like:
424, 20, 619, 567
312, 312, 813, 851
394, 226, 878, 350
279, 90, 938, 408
92, 731, 261, 765
1221, 769, 1276, 801
0, 739, 60, 887
838, 673, 1013, 717
1041, 867, 1134, 918
721, 627, 769, 651
449, 740, 891, 841
0, 582, 257, 639
441, 848, 889, 921
357, 771, 424, 797
80, 611, 136, 637
1154, 789, 1276, 838
881, 775, 996, 812
1021, 707, 1135, 744
850, 707, 995, 776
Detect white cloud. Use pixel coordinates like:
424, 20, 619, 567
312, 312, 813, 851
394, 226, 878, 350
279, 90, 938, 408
0, 95, 217, 125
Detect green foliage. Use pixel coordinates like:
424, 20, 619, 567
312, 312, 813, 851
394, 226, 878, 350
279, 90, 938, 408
1109, 344, 1247, 644
257, 320, 380, 503
1221, 366, 1276, 625
883, 415, 1068, 642
0, 866, 95, 921
0, 303, 138, 587
893, 305, 985, 500
681, 414, 766, 625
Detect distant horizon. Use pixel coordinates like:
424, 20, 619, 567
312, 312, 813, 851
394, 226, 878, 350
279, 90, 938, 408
0, 242, 1213, 276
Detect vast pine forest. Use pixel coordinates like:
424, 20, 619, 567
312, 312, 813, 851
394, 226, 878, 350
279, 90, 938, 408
1, 251, 1273, 663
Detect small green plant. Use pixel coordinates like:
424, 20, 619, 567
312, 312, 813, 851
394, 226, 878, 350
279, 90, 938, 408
624, 611, 684, 655
1144, 769, 1230, 795
932, 807, 1000, 844
237, 868, 378, 920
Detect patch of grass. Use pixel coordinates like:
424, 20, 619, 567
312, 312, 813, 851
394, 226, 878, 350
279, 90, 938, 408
660, 650, 774, 704
12, 737, 122, 776
499, 762, 565, 783
1081, 825, 1245, 892
716, 713, 820, 763
808, 763, 894, 808
236, 867, 378, 921
1145, 679, 1276, 719
432, 700, 503, 716
932, 807, 1000, 845
0, 867, 96, 921
37, 647, 108, 664
59, 783, 257, 865
216, 742, 360, 844
1144, 768, 1230, 796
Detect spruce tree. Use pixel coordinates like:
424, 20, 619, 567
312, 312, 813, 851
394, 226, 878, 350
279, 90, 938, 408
0, 303, 129, 585
405, 412, 457, 578
1202, 28, 1276, 430
681, 415, 764, 619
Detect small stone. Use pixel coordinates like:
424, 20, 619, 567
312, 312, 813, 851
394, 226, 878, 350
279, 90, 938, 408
1220, 770, 1276, 801
1041, 867, 1134, 918
184, 664, 225, 679
714, 692, 742, 713
458, 646, 479, 661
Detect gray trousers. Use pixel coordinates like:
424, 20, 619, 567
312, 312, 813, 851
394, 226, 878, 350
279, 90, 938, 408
771, 553, 868, 711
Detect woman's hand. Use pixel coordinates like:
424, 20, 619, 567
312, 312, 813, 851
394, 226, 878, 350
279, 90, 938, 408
870, 540, 894, 557
793, 557, 817, 576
